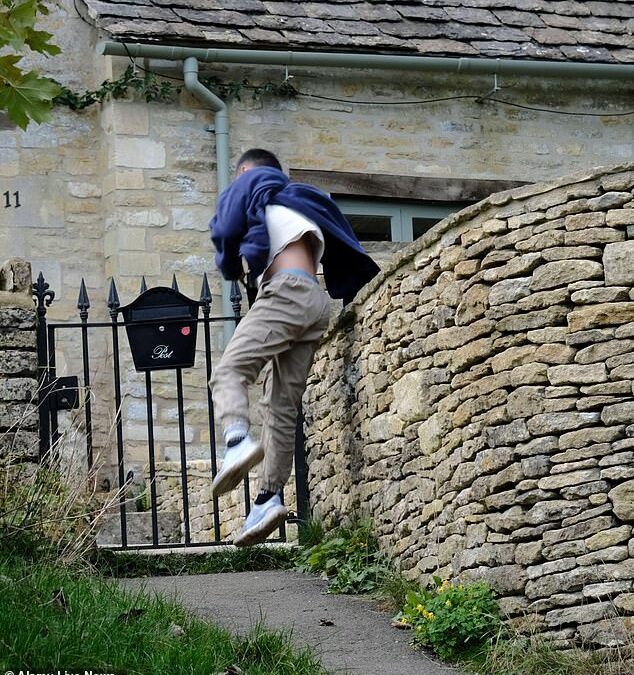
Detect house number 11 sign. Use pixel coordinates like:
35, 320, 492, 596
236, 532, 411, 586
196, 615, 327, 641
3, 190, 21, 208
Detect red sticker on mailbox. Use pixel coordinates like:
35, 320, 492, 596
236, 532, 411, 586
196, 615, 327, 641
181, 326, 191, 336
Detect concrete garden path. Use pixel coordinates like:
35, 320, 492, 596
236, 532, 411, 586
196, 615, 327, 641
120, 569, 467, 675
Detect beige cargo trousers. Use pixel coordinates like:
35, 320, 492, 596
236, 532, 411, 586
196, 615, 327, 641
210, 270, 330, 493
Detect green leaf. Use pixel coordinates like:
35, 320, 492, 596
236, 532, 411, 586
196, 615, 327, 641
0, 0, 38, 51
23, 26, 60, 55
0, 68, 60, 129
0, 53, 23, 83
0, 1, 60, 55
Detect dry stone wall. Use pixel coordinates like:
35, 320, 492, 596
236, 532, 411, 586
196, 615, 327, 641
305, 164, 634, 647
0, 259, 38, 462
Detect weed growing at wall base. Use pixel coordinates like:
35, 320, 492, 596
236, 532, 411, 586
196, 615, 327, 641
395, 576, 501, 662
295, 518, 390, 594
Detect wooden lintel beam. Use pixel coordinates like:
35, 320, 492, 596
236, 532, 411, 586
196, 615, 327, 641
290, 169, 529, 202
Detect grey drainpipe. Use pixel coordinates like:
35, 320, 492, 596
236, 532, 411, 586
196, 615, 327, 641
98, 42, 634, 80
182, 56, 233, 334
182, 57, 230, 192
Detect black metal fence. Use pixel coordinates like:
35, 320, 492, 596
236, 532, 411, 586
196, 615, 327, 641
33, 273, 308, 550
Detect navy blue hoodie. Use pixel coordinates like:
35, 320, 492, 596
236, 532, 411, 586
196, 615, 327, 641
209, 166, 380, 304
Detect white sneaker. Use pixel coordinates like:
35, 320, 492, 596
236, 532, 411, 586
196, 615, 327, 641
233, 494, 288, 547
211, 435, 264, 496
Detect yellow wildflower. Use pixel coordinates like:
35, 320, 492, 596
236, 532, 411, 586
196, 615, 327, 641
439, 579, 451, 593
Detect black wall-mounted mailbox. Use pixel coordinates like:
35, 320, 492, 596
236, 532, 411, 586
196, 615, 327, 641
121, 287, 199, 372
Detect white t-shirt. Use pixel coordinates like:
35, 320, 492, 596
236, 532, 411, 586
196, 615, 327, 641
262, 204, 325, 276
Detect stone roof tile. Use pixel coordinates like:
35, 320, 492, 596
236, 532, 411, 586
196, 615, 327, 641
443, 25, 531, 42
444, 7, 500, 25
83, 0, 176, 20
80, 0, 634, 65
394, 6, 449, 22
211, 0, 266, 9
103, 19, 206, 40
413, 38, 478, 56
561, 45, 617, 62
327, 20, 382, 36
302, 3, 370, 21
239, 27, 286, 43
577, 31, 633, 48
546, 1, 591, 17
613, 49, 634, 63
517, 43, 564, 60
375, 20, 443, 39
586, 2, 634, 18
492, 10, 545, 28
592, 18, 629, 34
255, 16, 330, 33
173, 9, 256, 27
470, 40, 525, 57
279, 29, 371, 48
529, 27, 579, 46
539, 14, 585, 31
152, 0, 267, 9
261, 2, 307, 18
353, 4, 402, 22
199, 28, 246, 44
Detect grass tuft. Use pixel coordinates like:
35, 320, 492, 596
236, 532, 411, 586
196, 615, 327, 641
298, 517, 325, 547
0, 549, 327, 675
466, 628, 634, 675
90, 545, 297, 577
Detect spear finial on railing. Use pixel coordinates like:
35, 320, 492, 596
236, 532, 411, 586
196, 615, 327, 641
230, 280, 242, 320
107, 278, 120, 318
77, 279, 90, 322
199, 273, 212, 309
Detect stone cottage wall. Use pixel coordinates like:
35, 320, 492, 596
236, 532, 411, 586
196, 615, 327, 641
0, 259, 38, 461
3, 0, 633, 489
305, 164, 634, 647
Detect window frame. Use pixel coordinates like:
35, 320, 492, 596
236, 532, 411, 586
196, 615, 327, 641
289, 168, 529, 244
335, 198, 471, 242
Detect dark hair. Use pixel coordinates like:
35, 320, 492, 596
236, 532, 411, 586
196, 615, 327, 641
236, 148, 282, 171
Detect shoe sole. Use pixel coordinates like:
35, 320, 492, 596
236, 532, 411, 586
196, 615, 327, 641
211, 443, 264, 496
233, 506, 288, 547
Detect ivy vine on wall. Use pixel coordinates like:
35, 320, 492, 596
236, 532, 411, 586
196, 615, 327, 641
53, 65, 180, 110
53, 66, 298, 111
201, 76, 298, 102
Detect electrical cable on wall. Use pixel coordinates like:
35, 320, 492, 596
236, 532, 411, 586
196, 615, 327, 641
123, 54, 634, 118
299, 92, 634, 117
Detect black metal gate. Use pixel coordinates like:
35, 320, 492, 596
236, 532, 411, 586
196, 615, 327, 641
33, 272, 308, 550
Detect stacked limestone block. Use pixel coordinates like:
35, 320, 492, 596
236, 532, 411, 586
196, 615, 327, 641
305, 164, 634, 648
153, 460, 298, 543
0, 259, 38, 461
